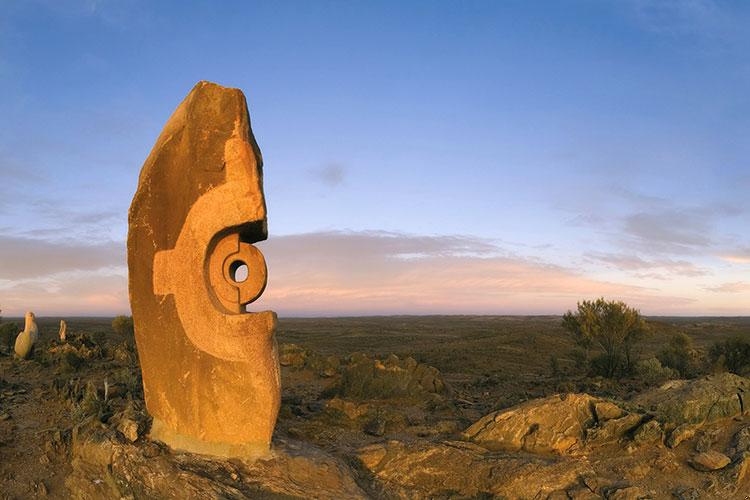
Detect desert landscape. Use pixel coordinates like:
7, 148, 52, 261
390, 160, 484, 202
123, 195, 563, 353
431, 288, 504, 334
2, 2, 749, 499
2, 315, 750, 498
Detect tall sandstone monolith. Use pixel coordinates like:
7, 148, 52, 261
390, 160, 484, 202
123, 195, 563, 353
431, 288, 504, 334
127, 81, 280, 457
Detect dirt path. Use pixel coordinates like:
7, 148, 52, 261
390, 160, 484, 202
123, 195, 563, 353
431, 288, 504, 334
0, 357, 72, 499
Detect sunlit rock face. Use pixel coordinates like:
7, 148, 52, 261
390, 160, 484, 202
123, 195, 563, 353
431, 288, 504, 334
14, 311, 38, 359
127, 81, 280, 457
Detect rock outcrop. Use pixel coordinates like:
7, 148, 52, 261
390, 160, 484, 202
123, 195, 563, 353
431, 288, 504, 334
336, 353, 446, 399
689, 450, 731, 471
357, 439, 587, 499
463, 393, 639, 455
67, 429, 367, 499
14, 312, 38, 359
633, 373, 749, 426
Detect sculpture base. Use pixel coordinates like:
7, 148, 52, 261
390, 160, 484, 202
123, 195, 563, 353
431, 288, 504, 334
150, 418, 271, 459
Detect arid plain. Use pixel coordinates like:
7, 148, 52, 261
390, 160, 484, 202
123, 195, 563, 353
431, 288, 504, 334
2, 315, 750, 498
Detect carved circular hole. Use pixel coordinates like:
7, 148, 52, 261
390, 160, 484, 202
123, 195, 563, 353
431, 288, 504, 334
229, 260, 249, 283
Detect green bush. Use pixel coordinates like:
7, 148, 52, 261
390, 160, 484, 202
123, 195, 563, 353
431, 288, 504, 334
62, 351, 85, 372
0, 322, 19, 351
637, 357, 678, 385
658, 333, 700, 378
562, 298, 648, 378
709, 338, 750, 374
112, 316, 134, 336
589, 353, 625, 378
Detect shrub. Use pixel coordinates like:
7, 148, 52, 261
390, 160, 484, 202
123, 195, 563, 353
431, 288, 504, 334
0, 322, 19, 351
549, 355, 561, 377
636, 357, 678, 385
562, 298, 648, 378
709, 338, 750, 374
658, 333, 700, 378
112, 316, 134, 336
589, 353, 625, 378
62, 351, 85, 372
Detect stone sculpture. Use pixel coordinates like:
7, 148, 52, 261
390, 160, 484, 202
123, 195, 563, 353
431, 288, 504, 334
59, 319, 67, 342
128, 81, 279, 457
14, 311, 39, 359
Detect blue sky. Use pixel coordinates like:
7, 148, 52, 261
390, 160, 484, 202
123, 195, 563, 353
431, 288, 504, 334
0, 0, 748, 316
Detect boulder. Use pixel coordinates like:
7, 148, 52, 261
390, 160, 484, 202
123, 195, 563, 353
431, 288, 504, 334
666, 424, 698, 449
721, 451, 750, 490
279, 343, 307, 368
585, 413, 643, 446
279, 343, 340, 377
593, 400, 625, 421
464, 393, 633, 455
14, 312, 39, 359
67, 430, 367, 499
632, 420, 662, 445
689, 450, 731, 471
632, 374, 749, 425
325, 398, 370, 420
357, 439, 587, 499
336, 353, 446, 399
694, 428, 719, 452
729, 425, 750, 456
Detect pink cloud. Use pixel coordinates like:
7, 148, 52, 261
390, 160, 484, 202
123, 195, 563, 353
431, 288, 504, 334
0, 231, 743, 317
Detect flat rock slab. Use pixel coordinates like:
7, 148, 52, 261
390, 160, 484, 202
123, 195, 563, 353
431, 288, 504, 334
633, 373, 749, 426
463, 393, 639, 455
690, 450, 732, 472
67, 430, 367, 499
358, 439, 589, 499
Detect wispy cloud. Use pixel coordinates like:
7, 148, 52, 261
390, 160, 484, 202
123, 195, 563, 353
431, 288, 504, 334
308, 163, 346, 187
621, 208, 713, 253
720, 247, 750, 264
0, 269, 128, 316
252, 231, 692, 316
0, 234, 124, 280
585, 251, 706, 277
1, 230, 743, 317
561, 183, 744, 259
628, 0, 736, 38
703, 281, 750, 293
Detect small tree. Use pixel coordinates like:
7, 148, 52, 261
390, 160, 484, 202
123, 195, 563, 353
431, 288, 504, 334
112, 315, 134, 336
709, 337, 750, 374
562, 298, 648, 378
658, 332, 699, 378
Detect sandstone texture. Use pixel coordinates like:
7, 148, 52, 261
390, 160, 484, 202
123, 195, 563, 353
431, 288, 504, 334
127, 81, 279, 457
357, 439, 588, 499
690, 450, 732, 471
59, 319, 67, 342
67, 428, 367, 499
336, 352, 447, 399
667, 423, 699, 449
463, 393, 636, 455
633, 373, 749, 425
14, 311, 38, 359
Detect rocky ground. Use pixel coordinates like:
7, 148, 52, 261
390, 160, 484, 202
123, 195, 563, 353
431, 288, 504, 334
1, 316, 750, 499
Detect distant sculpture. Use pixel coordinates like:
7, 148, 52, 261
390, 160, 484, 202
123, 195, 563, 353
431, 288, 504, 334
14, 311, 39, 359
59, 320, 67, 342
128, 81, 279, 457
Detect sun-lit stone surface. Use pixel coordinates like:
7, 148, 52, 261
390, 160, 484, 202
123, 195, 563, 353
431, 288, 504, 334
58, 319, 67, 342
127, 81, 279, 457
14, 312, 38, 359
